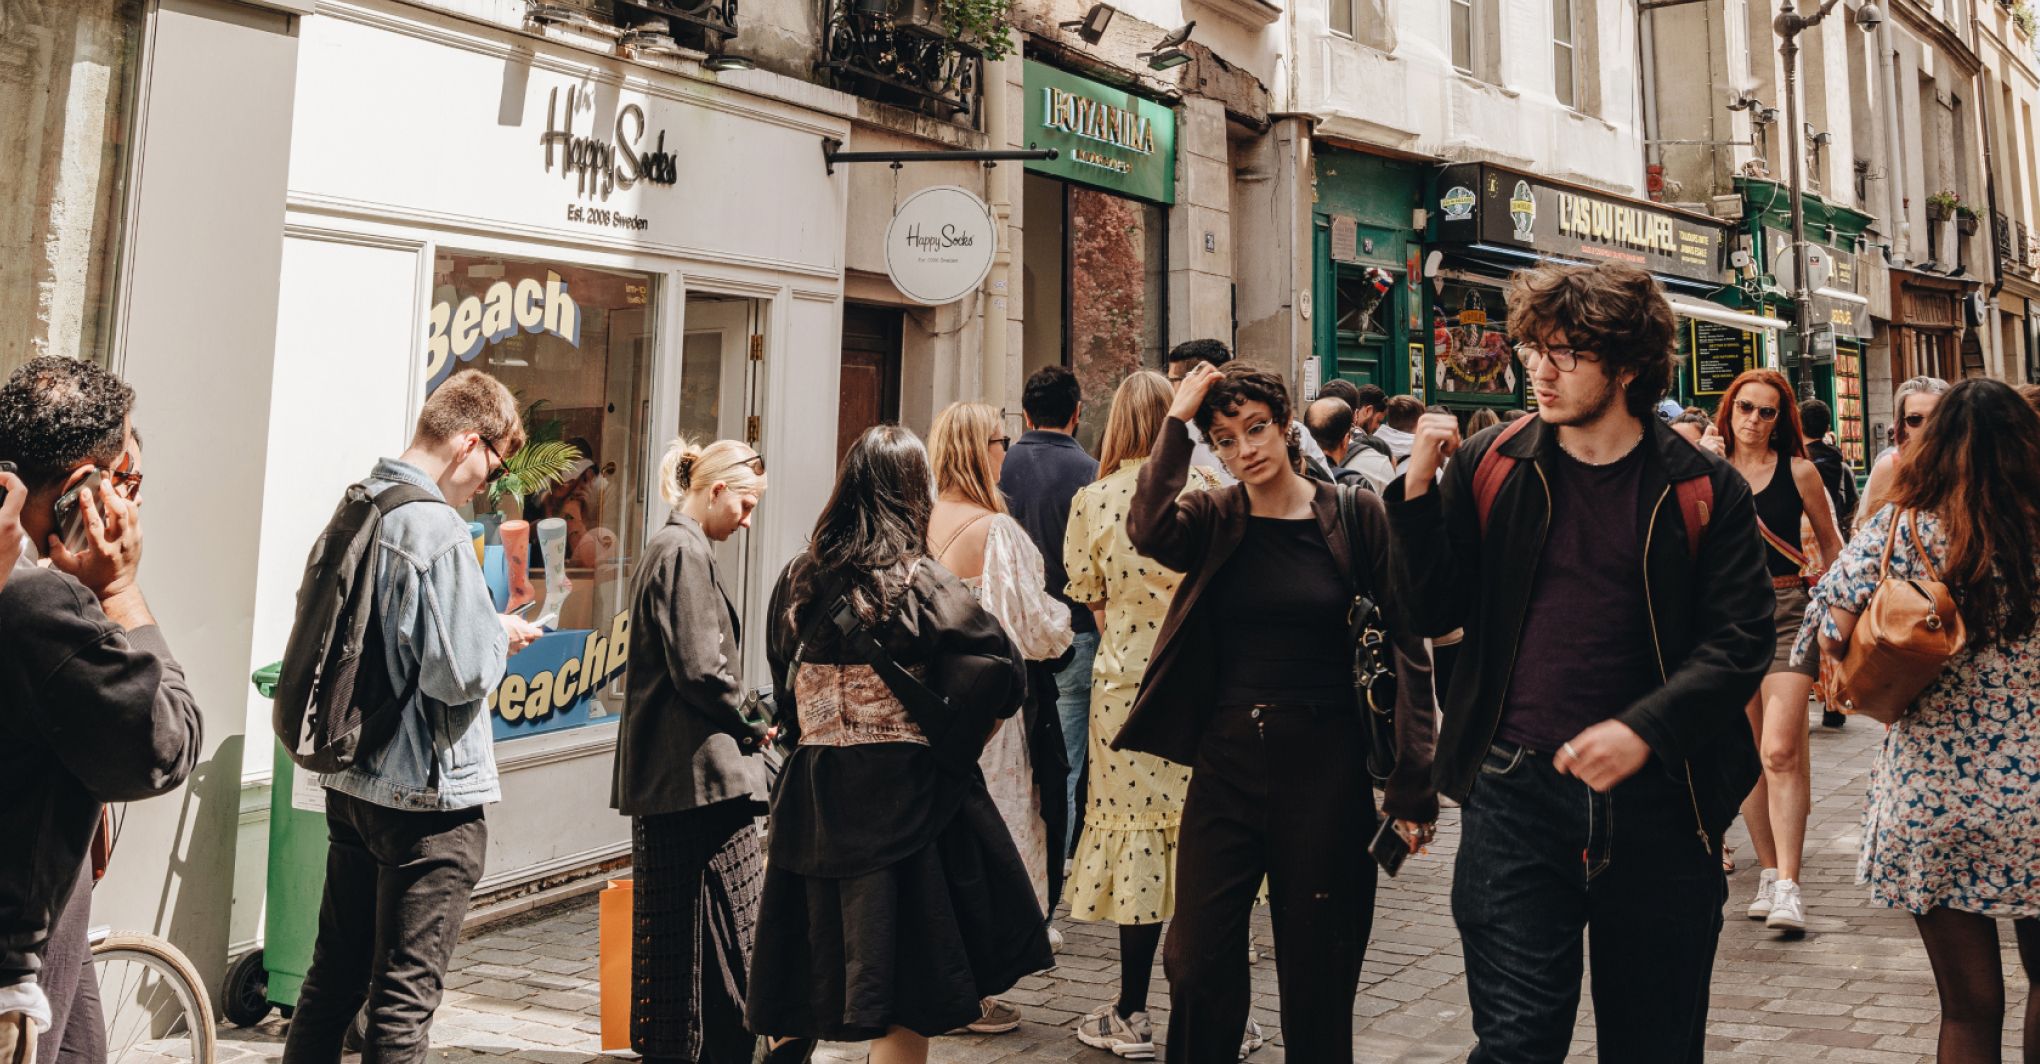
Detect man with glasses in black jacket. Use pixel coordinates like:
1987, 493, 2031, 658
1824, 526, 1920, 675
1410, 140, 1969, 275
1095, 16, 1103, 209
1387, 264, 1774, 1063
0, 358, 203, 1064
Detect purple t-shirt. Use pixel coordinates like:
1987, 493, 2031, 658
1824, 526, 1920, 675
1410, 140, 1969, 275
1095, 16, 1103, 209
1496, 442, 1661, 752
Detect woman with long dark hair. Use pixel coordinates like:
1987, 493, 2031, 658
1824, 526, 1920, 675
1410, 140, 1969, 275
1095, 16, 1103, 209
612, 439, 770, 1063
1711, 369, 1844, 932
746, 425, 1050, 1064
1115, 361, 1437, 1062
1797, 378, 2040, 1062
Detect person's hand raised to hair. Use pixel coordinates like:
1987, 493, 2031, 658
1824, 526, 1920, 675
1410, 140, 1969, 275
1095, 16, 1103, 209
1403, 412, 1463, 498
0, 471, 26, 592
1698, 423, 1727, 458
1166, 362, 1224, 423
48, 475, 143, 603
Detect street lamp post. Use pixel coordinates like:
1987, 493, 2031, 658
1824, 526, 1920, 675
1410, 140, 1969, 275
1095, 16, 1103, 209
1773, 0, 1843, 401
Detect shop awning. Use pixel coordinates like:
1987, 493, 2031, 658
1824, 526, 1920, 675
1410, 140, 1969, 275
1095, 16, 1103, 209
1665, 296, 1784, 332
1439, 244, 1728, 298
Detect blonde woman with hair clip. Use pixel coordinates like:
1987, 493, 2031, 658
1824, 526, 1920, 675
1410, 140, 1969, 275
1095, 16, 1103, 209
927, 401, 1073, 1036
1063, 370, 1234, 1057
612, 438, 769, 1064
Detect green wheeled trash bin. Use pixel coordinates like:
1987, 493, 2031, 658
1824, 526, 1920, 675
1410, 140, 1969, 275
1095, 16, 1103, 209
222, 663, 331, 1027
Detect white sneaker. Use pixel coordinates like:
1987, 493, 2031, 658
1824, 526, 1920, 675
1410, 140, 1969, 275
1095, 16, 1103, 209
1766, 879, 1807, 932
1239, 1018, 1266, 1059
1076, 1004, 1156, 1059
1048, 926, 1064, 954
1747, 868, 1779, 920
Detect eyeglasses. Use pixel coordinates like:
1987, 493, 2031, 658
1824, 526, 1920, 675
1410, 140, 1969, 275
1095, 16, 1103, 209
1210, 419, 1277, 459
479, 435, 509, 485
106, 452, 143, 502
1513, 342, 1598, 373
988, 436, 1011, 452
737, 452, 766, 475
1734, 398, 1780, 422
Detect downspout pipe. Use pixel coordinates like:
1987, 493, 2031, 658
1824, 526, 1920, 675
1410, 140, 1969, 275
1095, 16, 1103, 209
1877, 17, 1908, 264
1640, 5, 1664, 173
1976, 43, 2005, 376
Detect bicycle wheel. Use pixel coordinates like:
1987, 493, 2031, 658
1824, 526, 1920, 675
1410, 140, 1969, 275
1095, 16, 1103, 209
92, 932, 216, 1064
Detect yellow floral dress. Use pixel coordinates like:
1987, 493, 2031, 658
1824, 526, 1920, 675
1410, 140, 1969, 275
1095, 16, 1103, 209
1061, 458, 1223, 925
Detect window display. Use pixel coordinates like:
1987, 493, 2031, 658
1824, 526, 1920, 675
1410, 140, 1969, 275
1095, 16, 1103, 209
1432, 281, 1518, 397
426, 250, 657, 740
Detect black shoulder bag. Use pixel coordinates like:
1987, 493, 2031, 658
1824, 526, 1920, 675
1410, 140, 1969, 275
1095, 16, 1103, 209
1337, 485, 1399, 787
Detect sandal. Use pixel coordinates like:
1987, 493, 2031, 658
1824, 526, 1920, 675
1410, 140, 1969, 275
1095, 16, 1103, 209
1721, 845, 1736, 875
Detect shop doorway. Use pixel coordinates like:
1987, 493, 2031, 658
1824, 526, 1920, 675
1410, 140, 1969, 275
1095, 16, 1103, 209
837, 304, 902, 465
674, 293, 767, 649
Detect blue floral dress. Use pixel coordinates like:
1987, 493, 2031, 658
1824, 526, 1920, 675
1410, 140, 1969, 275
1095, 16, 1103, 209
1793, 506, 2040, 917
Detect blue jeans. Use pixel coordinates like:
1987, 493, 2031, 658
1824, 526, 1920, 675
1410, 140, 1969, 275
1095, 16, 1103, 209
1054, 631, 1098, 856
1455, 740, 1726, 1064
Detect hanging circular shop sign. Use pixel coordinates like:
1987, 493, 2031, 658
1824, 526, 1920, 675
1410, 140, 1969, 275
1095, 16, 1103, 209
885, 185, 998, 306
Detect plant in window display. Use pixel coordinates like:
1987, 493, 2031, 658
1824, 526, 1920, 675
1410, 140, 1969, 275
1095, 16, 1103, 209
487, 399, 587, 515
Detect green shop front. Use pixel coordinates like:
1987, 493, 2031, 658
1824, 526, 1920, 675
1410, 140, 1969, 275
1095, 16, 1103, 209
1421, 163, 1769, 414
1020, 59, 1175, 455
1311, 147, 1428, 397
1737, 177, 1876, 469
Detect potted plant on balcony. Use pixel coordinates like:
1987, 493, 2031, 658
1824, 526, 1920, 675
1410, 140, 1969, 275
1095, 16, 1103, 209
1957, 204, 1980, 236
860, 0, 1011, 57
1926, 190, 1960, 223
2015, 1, 2036, 36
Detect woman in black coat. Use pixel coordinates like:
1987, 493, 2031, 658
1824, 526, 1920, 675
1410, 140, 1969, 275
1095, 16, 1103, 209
611, 438, 769, 1064
747, 424, 1051, 1064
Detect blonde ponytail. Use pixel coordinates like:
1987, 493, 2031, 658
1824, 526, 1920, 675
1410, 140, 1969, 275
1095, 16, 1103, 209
659, 437, 765, 505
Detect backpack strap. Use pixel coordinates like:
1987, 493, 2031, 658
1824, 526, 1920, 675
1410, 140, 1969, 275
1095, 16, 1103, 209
1673, 475, 1715, 562
1471, 415, 1538, 537
370, 483, 440, 514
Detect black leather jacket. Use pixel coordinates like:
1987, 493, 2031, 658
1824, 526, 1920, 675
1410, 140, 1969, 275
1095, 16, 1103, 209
1385, 416, 1773, 849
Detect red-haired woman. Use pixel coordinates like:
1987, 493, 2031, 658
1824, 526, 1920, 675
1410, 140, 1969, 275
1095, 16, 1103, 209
1713, 369, 1844, 934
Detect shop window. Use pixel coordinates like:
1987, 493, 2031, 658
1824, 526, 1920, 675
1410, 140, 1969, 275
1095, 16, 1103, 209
1431, 280, 1519, 398
1065, 185, 1168, 456
0, 0, 143, 375
426, 250, 658, 735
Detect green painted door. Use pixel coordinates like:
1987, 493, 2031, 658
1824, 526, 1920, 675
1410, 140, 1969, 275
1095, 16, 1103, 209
1312, 216, 1405, 393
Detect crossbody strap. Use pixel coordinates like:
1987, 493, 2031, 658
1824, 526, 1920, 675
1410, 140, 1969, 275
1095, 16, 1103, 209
789, 566, 955, 741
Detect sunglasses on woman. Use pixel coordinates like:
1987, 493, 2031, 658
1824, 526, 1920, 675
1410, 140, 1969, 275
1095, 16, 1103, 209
1902, 413, 1929, 429
1734, 398, 1780, 422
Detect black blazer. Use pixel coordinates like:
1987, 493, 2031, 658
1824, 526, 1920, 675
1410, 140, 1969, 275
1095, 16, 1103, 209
1112, 417, 1439, 823
611, 513, 767, 817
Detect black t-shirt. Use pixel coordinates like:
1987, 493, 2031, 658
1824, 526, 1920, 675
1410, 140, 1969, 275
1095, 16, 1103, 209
1207, 516, 1352, 706
1496, 442, 1660, 752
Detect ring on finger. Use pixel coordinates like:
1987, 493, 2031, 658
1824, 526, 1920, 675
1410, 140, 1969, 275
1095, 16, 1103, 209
1562, 741, 1580, 760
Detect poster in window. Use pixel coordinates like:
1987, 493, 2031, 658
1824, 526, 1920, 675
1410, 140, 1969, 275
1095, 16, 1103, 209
1432, 283, 1517, 396
1690, 320, 1758, 395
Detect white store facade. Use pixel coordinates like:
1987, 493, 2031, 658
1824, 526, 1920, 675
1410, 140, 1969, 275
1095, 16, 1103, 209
228, 0, 857, 954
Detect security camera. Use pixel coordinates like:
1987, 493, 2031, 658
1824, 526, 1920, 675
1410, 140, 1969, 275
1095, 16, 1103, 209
1855, 3, 1884, 30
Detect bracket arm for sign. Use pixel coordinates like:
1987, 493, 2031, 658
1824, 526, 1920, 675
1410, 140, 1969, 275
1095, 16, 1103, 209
822, 137, 1058, 175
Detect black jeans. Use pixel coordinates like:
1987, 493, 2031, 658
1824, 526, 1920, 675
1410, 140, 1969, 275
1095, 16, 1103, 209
40, 857, 102, 1064
282, 791, 488, 1064
1455, 740, 1726, 1064
1162, 704, 1378, 1064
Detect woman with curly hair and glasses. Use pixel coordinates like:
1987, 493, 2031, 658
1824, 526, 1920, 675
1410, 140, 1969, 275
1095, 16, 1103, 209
1707, 370, 1844, 933
1115, 360, 1437, 1062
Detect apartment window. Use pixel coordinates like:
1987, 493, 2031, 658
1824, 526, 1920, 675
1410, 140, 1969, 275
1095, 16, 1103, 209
1554, 0, 1578, 108
1333, 0, 1354, 36
1452, 0, 1475, 72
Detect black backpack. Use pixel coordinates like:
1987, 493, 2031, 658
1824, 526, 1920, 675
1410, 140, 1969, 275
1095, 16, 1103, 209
272, 482, 441, 773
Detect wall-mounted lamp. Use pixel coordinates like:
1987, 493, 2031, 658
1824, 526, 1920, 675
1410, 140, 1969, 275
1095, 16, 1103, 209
1806, 124, 1833, 148
1140, 21, 1195, 70
1059, 3, 1116, 45
704, 50, 756, 70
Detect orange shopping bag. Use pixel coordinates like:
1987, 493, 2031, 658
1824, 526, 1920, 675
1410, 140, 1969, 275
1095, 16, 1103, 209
598, 878, 633, 1052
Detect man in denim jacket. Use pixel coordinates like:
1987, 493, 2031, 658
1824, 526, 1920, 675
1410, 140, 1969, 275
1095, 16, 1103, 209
283, 370, 542, 1064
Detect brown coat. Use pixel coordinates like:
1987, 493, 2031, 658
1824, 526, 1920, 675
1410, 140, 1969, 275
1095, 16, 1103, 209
1109, 417, 1439, 822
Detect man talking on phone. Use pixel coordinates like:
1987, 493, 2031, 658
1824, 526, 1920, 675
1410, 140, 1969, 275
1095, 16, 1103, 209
0, 357, 204, 1064
1385, 264, 1773, 1062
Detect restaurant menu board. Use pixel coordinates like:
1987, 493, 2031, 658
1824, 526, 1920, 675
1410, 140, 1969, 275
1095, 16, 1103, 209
1691, 320, 1759, 395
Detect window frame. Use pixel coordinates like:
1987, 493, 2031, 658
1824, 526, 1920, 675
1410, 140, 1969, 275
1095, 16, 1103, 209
1451, 0, 1476, 74
1553, 0, 1579, 109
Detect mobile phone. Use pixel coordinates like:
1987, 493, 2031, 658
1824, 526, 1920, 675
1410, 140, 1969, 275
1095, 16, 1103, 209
510, 600, 537, 618
53, 470, 103, 554
1370, 818, 1414, 878
0, 460, 14, 507
534, 613, 559, 631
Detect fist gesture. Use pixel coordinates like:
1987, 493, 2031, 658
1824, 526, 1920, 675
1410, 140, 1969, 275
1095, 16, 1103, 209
1167, 362, 1223, 423
1404, 412, 1463, 496
1697, 423, 1726, 458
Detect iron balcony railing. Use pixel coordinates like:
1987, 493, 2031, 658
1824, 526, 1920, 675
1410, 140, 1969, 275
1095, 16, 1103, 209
819, 0, 983, 121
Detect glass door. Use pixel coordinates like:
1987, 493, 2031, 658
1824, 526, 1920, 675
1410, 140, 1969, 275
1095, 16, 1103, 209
674, 293, 768, 685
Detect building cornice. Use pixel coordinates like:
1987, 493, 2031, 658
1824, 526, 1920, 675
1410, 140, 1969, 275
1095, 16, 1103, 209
1891, 0, 1985, 72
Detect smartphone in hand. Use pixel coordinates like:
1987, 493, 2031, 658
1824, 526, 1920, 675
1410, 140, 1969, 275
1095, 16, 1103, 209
1370, 818, 1415, 877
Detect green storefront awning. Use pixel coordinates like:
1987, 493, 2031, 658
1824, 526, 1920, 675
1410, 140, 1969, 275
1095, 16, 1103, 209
1023, 60, 1176, 205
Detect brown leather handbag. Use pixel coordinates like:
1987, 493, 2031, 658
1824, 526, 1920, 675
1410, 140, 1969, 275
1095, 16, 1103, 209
1831, 510, 1967, 725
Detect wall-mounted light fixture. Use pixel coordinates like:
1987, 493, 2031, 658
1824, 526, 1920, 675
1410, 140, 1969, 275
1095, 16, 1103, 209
1140, 21, 1195, 70
620, 18, 685, 56
1806, 124, 1833, 148
1060, 3, 1116, 44
704, 49, 756, 70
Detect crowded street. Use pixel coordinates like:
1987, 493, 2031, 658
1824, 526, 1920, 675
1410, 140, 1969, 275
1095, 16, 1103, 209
182, 711, 2021, 1063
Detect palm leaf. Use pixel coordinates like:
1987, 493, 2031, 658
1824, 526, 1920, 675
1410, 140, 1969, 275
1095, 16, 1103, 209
490, 439, 583, 505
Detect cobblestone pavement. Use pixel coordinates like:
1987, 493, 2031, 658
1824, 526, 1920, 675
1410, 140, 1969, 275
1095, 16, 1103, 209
214, 707, 2029, 1062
